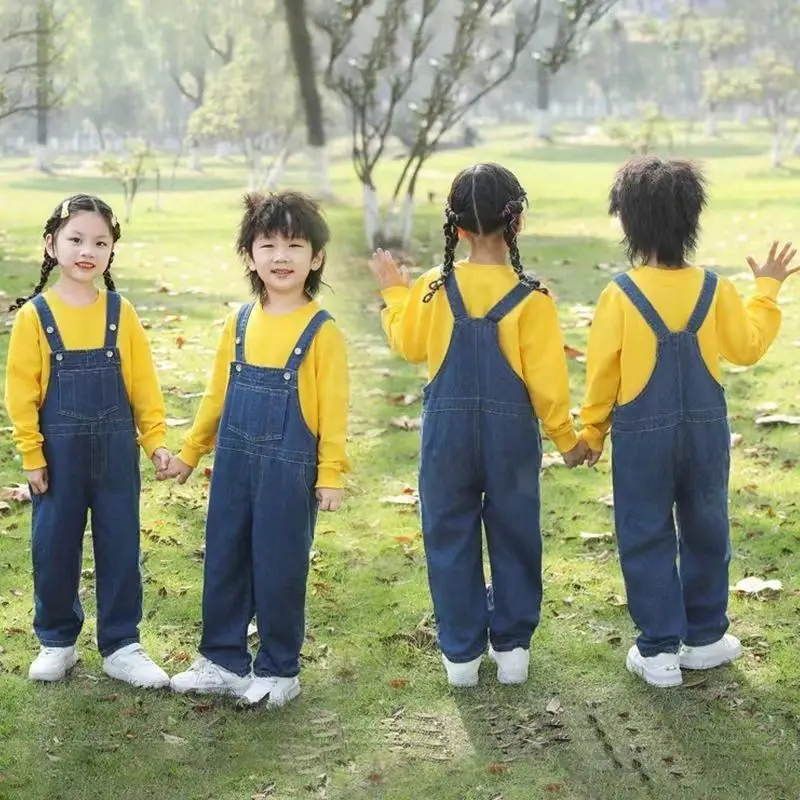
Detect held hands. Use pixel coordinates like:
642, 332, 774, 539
157, 454, 194, 484
368, 248, 411, 291
747, 241, 798, 282
316, 487, 343, 512
560, 437, 602, 468
151, 448, 171, 476
25, 467, 49, 495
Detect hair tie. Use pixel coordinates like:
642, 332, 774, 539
445, 207, 461, 226
60, 200, 70, 219
502, 197, 525, 220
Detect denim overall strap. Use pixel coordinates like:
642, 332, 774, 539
103, 291, 122, 349
684, 271, 718, 334
31, 295, 66, 352
444, 273, 469, 321
234, 303, 256, 363
284, 310, 333, 371
485, 282, 535, 323
613, 274, 670, 338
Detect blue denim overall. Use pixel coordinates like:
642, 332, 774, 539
611, 271, 731, 657
419, 275, 543, 663
199, 304, 329, 678
30, 292, 142, 657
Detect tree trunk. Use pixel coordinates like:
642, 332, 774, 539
363, 183, 381, 249
283, 0, 333, 198
771, 126, 783, 168
35, 1, 50, 171
264, 147, 290, 190
535, 61, 552, 141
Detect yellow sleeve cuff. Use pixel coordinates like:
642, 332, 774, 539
138, 430, 166, 458
580, 428, 607, 454
552, 429, 579, 454
177, 445, 204, 470
381, 286, 411, 305
22, 449, 47, 471
754, 276, 781, 300
316, 468, 345, 490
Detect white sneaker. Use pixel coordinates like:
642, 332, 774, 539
170, 656, 252, 697
489, 646, 530, 685
680, 634, 743, 670
103, 643, 170, 688
441, 654, 482, 688
626, 645, 682, 688
29, 646, 79, 682
240, 675, 301, 708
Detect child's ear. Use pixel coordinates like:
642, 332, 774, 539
44, 233, 56, 260
457, 228, 466, 240
310, 251, 324, 271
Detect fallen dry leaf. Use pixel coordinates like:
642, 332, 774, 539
381, 488, 419, 506
580, 532, 614, 543
166, 417, 191, 428
730, 433, 743, 448
175, 335, 186, 349
161, 732, 186, 745
541, 453, 565, 469
487, 764, 509, 775
389, 678, 409, 688
0, 484, 31, 503
546, 697, 563, 715
563, 345, 586, 362
731, 577, 782, 599
755, 415, 800, 427
390, 416, 421, 431
598, 493, 614, 508
388, 393, 421, 407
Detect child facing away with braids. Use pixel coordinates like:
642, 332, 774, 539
4, 195, 172, 688
160, 191, 350, 707
580, 156, 797, 688
368, 163, 586, 689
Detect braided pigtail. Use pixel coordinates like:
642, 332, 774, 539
103, 251, 117, 292
424, 206, 461, 303
9, 252, 58, 311
503, 198, 546, 295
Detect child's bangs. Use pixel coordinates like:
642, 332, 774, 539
256, 201, 317, 245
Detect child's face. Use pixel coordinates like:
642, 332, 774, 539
46, 211, 114, 286
249, 232, 322, 300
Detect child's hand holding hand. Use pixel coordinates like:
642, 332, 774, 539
159, 454, 194, 484
151, 448, 171, 477
316, 487, 343, 512
747, 241, 798, 282
585, 448, 602, 468
368, 249, 410, 291
562, 440, 588, 469
25, 467, 49, 495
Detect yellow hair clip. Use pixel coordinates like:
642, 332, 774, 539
60, 200, 70, 219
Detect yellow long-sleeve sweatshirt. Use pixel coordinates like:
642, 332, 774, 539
4, 289, 167, 470
580, 267, 782, 452
177, 300, 350, 489
380, 262, 578, 453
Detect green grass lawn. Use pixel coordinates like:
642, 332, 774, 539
0, 129, 799, 800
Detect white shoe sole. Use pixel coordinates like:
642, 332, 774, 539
442, 655, 481, 688
240, 680, 301, 708
680, 644, 743, 671
103, 663, 170, 689
488, 648, 529, 685
29, 650, 80, 682
169, 679, 250, 697
626, 652, 683, 688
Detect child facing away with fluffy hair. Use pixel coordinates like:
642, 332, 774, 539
161, 191, 350, 706
4, 194, 171, 688
580, 156, 797, 688
368, 163, 585, 689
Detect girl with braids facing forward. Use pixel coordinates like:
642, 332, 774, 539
369, 163, 585, 688
580, 157, 797, 688
4, 195, 171, 688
